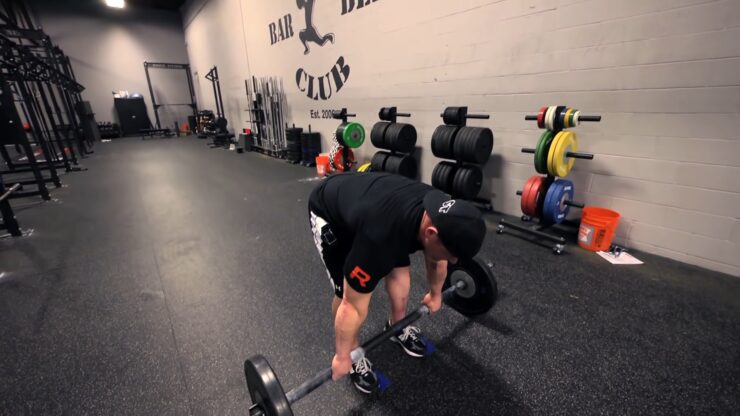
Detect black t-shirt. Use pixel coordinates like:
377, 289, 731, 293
308, 172, 432, 293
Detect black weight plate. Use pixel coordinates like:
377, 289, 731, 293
431, 126, 445, 157
453, 128, 471, 161
468, 129, 478, 162
370, 151, 390, 171
397, 155, 417, 178
444, 164, 455, 192
461, 165, 482, 199
432, 163, 446, 189
451, 167, 464, 197
431, 126, 459, 159
442, 256, 497, 316
435, 163, 450, 192
385, 124, 399, 151
370, 122, 391, 149
388, 123, 417, 153
442, 107, 467, 125
447, 126, 459, 158
385, 154, 401, 173
244, 355, 293, 416
553, 105, 567, 130
462, 168, 473, 198
379, 107, 394, 121
433, 162, 455, 190
473, 128, 494, 165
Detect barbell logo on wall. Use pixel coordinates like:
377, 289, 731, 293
268, 0, 354, 101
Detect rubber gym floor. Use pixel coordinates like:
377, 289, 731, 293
1, 137, 738, 416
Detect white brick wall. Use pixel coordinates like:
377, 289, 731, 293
182, 0, 740, 276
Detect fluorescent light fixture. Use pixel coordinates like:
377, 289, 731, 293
105, 0, 125, 8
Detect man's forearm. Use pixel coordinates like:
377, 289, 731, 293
334, 300, 365, 358
426, 260, 448, 296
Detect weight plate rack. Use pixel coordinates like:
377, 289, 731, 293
430, 106, 494, 211
368, 106, 418, 179
496, 106, 601, 254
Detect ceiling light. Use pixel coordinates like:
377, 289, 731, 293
105, 0, 125, 8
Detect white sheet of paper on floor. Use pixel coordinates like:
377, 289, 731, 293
596, 251, 643, 265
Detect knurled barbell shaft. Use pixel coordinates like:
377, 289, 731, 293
284, 281, 465, 405
0, 183, 21, 202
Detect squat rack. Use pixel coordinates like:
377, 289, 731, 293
143, 61, 198, 130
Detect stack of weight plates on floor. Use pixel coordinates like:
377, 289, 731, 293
369, 121, 418, 179
286, 127, 303, 163
431, 124, 493, 200
300, 131, 321, 166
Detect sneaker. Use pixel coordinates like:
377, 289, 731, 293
349, 357, 378, 394
386, 320, 427, 358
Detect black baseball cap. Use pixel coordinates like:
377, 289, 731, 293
423, 190, 486, 259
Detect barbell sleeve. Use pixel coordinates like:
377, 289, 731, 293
466, 114, 490, 119
566, 151, 594, 160
284, 281, 465, 405
516, 190, 523, 196
396, 113, 411, 117
521, 148, 535, 154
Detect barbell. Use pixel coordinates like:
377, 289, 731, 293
244, 256, 497, 416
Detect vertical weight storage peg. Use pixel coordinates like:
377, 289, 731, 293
440, 106, 490, 127
378, 107, 411, 123
525, 108, 601, 128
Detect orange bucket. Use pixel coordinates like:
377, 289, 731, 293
315, 155, 330, 177
578, 207, 620, 251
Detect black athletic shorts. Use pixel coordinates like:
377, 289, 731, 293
309, 210, 352, 298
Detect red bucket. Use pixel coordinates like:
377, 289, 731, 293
578, 207, 620, 251
315, 155, 330, 177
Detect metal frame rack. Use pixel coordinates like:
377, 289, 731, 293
496, 107, 601, 254
143, 61, 198, 132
